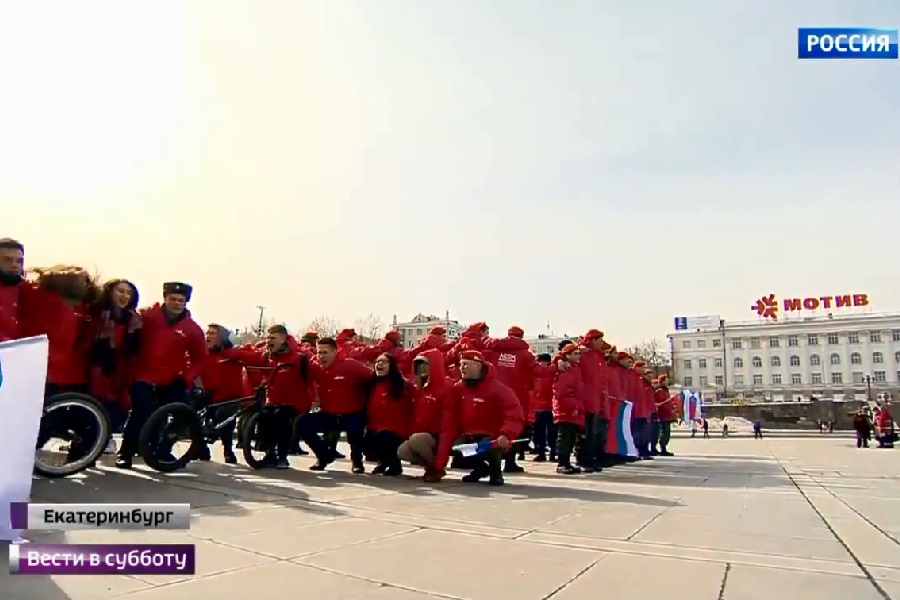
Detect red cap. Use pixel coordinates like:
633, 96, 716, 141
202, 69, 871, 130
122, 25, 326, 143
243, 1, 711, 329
508, 325, 524, 337
429, 326, 446, 335
460, 350, 486, 363
584, 328, 604, 340
385, 330, 401, 342
560, 343, 579, 356
633, 361, 646, 368
473, 321, 487, 331
617, 351, 631, 359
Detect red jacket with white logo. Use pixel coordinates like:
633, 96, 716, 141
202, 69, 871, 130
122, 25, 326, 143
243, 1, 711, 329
131, 304, 206, 386
485, 336, 535, 413
308, 357, 374, 414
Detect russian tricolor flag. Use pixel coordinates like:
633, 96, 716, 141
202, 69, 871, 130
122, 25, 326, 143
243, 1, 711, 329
681, 390, 703, 422
605, 399, 638, 457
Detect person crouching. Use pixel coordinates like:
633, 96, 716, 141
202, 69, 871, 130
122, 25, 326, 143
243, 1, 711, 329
399, 349, 452, 481
553, 344, 585, 474
433, 351, 525, 486
365, 353, 415, 475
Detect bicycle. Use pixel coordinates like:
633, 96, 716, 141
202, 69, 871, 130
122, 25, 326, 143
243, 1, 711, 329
137, 361, 292, 472
35, 392, 111, 478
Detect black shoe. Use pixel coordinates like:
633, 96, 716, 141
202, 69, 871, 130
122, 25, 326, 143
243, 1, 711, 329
640, 455, 654, 461
548, 453, 556, 462
462, 468, 488, 483
372, 463, 387, 475
289, 446, 309, 456
351, 461, 365, 474
503, 462, 525, 474
650, 448, 659, 456
275, 457, 290, 469
195, 445, 211, 461
310, 457, 334, 471
333, 450, 346, 460
582, 465, 595, 473
488, 473, 505, 486
557, 465, 581, 475
517, 451, 525, 460
224, 453, 237, 464
383, 464, 403, 476
532, 453, 547, 462
660, 450, 674, 457
115, 456, 132, 469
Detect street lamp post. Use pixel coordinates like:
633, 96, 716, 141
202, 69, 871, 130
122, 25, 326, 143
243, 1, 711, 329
864, 373, 873, 404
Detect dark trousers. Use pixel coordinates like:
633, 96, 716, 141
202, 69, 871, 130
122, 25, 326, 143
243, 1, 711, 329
212, 402, 240, 452
532, 411, 557, 455
753, 429, 762, 439
119, 381, 187, 457
299, 410, 366, 463
632, 417, 650, 457
649, 416, 660, 451
503, 423, 531, 464
577, 413, 608, 466
556, 422, 579, 467
257, 405, 297, 459
857, 433, 869, 448
658, 421, 672, 451
365, 430, 403, 467
455, 434, 502, 476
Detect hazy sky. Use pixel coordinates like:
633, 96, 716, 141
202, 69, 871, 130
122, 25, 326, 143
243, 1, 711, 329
1, 1, 897, 346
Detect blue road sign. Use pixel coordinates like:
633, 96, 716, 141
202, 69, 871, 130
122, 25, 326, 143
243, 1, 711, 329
674, 317, 688, 331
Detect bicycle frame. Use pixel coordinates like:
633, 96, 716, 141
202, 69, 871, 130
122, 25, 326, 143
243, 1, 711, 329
197, 360, 297, 434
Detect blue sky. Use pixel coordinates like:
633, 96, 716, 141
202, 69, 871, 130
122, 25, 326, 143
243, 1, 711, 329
1, 1, 897, 346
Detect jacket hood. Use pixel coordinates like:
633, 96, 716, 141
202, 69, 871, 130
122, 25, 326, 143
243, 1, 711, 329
461, 324, 484, 338
421, 333, 447, 348
489, 336, 529, 352
463, 360, 496, 386
285, 334, 300, 352
418, 348, 450, 393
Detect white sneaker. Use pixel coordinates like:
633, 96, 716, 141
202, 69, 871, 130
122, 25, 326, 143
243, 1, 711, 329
104, 439, 117, 454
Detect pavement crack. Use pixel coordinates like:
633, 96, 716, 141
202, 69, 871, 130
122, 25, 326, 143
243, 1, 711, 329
541, 555, 606, 600
716, 562, 731, 600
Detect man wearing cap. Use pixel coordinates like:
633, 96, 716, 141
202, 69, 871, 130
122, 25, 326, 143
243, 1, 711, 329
575, 329, 608, 473
484, 325, 536, 473
116, 282, 207, 468
631, 361, 654, 459
653, 375, 677, 456
434, 350, 525, 486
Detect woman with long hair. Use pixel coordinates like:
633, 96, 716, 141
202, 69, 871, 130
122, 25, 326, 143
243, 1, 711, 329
83, 278, 141, 451
364, 353, 415, 475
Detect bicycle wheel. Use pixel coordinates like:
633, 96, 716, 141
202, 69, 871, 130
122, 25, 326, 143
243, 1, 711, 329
35, 393, 111, 479
138, 403, 203, 472
241, 411, 274, 470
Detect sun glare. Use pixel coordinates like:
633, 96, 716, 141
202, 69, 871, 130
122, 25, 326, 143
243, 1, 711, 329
0, 3, 191, 194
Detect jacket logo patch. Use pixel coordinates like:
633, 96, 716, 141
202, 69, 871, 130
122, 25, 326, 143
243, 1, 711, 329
497, 353, 517, 367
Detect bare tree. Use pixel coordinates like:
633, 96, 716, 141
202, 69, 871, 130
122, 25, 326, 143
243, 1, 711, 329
233, 317, 279, 345
354, 313, 386, 343
624, 337, 671, 374
304, 316, 342, 338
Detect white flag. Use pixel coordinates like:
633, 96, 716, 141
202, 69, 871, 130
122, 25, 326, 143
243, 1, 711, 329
0, 336, 49, 542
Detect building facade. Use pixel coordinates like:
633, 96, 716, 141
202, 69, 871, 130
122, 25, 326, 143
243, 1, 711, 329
668, 313, 900, 403
392, 312, 463, 349
525, 334, 578, 356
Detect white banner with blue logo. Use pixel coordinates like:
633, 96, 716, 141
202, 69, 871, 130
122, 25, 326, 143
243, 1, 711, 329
0, 336, 49, 542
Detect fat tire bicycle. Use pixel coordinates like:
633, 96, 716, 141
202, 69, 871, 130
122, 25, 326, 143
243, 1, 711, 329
35, 392, 111, 478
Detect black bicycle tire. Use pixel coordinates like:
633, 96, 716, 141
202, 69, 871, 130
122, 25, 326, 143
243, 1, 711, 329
241, 412, 269, 470
35, 392, 111, 479
138, 403, 203, 472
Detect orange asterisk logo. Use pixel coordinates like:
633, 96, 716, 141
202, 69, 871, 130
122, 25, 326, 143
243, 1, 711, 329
752, 294, 778, 320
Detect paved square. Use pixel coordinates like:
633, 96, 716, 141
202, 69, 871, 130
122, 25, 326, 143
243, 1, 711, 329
3, 435, 899, 599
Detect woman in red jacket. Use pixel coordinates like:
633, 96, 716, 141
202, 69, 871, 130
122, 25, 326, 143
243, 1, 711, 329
399, 349, 452, 480
552, 344, 584, 475
365, 353, 416, 475
531, 353, 556, 462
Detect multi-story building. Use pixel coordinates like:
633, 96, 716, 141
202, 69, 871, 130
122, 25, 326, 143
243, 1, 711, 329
392, 312, 463, 349
525, 333, 578, 356
668, 312, 900, 403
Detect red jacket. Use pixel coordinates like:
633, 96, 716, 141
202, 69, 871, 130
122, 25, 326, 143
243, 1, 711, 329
605, 360, 626, 417
367, 378, 416, 436
351, 339, 415, 375
485, 336, 535, 414
552, 359, 584, 427
309, 357, 373, 414
435, 363, 525, 471
877, 409, 894, 431
0, 279, 23, 342
192, 346, 251, 402
530, 362, 554, 413
131, 304, 207, 386
238, 347, 313, 411
446, 327, 496, 367
656, 388, 677, 421
412, 348, 452, 433
17, 287, 91, 386
635, 375, 653, 419
84, 307, 140, 408
577, 344, 607, 417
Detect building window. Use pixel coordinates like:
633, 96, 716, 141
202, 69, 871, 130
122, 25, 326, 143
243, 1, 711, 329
811, 372, 823, 384
790, 373, 802, 385
682, 340, 691, 349
714, 375, 723, 386
896, 351, 900, 363
850, 352, 862, 365
714, 357, 723, 368
848, 332, 859, 344
789, 355, 800, 367
830, 353, 841, 365
808, 334, 819, 345
897, 371, 900, 382
893, 330, 900, 342
699, 376, 708, 387
683, 359, 692, 369
871, 331, 883, 343
734, 374, 744, 385
771, 373, 782, 385
733, 357, 743, 368
788, 335, 799, 347
712, 339, 721, 348
853, 371, 864, 384
810, 354, 821, 366
873, 352, 884, 364
750, 338, 760, 349
753, 374, 763, 385
769, 337, 779, 348
683, 376, 693, 387
831, 372, 843, 384
697, 340, 706, 348
752, 356, 762, 368
731, 339, 742, 349
827, 333, 839, 345
698, 358, 707, 369
771, 356, 781, 367
875, 371, 887, 383
416, 328, 424, 336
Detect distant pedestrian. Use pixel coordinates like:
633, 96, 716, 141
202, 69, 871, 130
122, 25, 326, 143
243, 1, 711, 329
702, 419, 709, 438
752, 420, 762, 439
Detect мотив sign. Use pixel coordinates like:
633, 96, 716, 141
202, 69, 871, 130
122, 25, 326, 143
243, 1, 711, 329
751, 293, 869, 320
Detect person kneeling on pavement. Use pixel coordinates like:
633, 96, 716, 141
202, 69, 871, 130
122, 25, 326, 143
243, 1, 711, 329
432, 351, 525, 486
398, 349, 452, 481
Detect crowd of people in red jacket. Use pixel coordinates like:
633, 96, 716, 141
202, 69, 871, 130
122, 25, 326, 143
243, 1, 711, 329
0, 238, 681, 486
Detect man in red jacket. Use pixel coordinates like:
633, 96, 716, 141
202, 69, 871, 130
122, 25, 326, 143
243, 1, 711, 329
299, 337, 374, 473
652, 375, 677, 456
434, 350, 525, 486
116, 282, 207, 469
485, 325, 536, 473
575, 329, 607, 473
530, 353, 556, 462
0, 237, 25, 342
